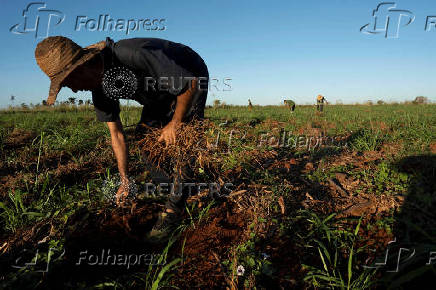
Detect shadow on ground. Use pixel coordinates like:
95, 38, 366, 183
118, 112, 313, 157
376, 155, 436, 289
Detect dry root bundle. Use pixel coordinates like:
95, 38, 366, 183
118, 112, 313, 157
137, 120, 220, 179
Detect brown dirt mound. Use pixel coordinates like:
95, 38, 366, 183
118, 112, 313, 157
2, 128, 36, 150
64, 200, 163, 250
173, 201, 250, 288
2, 200, 164, 257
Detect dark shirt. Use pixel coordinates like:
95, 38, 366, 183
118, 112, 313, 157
92, 37, 208, 122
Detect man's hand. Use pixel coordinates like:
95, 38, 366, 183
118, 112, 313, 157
158, 121, 181, 146
116, 182, 129, 205
115, 175, 131, 205
157, 78, 197, 146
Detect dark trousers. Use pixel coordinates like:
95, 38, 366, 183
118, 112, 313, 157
141, 158, 195, 214
317, 101, 324, 112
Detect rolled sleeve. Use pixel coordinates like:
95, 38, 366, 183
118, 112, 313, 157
92, 89, 120, 122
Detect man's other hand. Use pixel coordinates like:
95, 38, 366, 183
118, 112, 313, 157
158, 121, 180, 146
115, 179, 130, 205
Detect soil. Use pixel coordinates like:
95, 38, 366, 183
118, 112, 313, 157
173, 201, 250, 288
1, 125, 431, 288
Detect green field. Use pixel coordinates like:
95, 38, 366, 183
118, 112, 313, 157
0, 104, 435, 288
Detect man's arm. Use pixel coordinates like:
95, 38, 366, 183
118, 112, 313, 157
172, 78, 198, 123
106, 118, 129, 201
158, 78, 198, 145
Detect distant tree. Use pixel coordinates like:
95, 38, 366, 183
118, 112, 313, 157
377, 100, 385, 105
366, 100, 373, 106
78, 100, 84, 106
42, 100, 47, 106
68, 97, 76, 105
85, 100, 92, 105
21, 103, 28, 109
413, 96, 428, 104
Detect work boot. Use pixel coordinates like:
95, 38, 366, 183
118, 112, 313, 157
147, 210, 181, 243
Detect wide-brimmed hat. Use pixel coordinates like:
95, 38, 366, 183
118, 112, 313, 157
35, 36, 105, 105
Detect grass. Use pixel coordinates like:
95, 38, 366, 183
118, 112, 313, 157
298, 211, 376, 289
0, 103, 435, 288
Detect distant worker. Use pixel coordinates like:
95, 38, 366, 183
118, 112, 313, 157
316, 95, 326, 112
284, 99, 296, 112
248, 99, 253, 110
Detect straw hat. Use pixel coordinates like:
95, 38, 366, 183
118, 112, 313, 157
35, 36, 105, 105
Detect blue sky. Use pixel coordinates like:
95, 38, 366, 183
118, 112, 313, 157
1, 0, 435, 107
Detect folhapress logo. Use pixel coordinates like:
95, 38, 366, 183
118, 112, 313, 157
9, 2, 65, 39
360, 2, 414, 38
